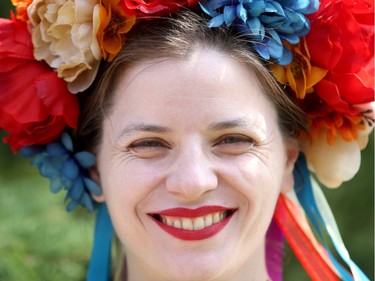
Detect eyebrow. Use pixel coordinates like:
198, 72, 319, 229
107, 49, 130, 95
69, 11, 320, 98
208, 118, 263, 132
116, 118, 265, 142
117, 123, 172, 141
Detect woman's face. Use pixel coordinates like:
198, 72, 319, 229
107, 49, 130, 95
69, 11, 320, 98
95, 49, 297, 281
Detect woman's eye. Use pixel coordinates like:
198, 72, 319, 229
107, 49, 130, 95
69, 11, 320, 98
217, 135, 254, 145
131, 140, 164, 148
128, 139, 170, 157
214, 135, 255, 154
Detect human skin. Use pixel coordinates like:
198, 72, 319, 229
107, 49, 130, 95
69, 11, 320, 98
93, 49, 298, 281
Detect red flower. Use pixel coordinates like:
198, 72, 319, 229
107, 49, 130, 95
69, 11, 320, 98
0, 15, 79, 152
304, 0, 374, 116
307, 0, 373, 72
119, 0, 198, 17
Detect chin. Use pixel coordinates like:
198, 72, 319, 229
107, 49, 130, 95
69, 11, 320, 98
149, 251, 242, 281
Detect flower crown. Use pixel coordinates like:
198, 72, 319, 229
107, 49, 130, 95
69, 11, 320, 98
0, 0, 373, 212
1, 1, 373, 280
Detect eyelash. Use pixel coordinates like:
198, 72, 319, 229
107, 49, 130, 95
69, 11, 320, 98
129, 139, 169, 149
126, 134, 255, 156
215, 135, 255, 146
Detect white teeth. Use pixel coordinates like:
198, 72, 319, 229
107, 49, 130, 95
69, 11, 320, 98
193, 217, 205, 230
205, 214, 213, 227
166, 217, 173, 226
220, 212, 224, 221
213, 212, 220, 224
182, 218, 193, 230
173, 220, 182, 229
159, 211, 230, 231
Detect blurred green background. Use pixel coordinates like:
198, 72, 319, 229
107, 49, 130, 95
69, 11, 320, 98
0, 2, 373, 280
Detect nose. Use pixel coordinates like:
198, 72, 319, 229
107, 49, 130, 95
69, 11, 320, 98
165, 145, 218, 201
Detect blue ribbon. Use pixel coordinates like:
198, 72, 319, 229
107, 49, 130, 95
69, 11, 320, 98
294, 153, 369, 281
86, 203, 114, 281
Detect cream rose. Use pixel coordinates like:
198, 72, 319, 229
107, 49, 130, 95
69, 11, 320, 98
28, 0, 101, 93
303, 101, 375, 188
303, 133, 361, 188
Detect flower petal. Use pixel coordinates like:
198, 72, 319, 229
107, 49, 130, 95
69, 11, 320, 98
74, 151, 96, 168
304, 133, 361, 188
61, 157, 79, 180
84, 177, 102, 196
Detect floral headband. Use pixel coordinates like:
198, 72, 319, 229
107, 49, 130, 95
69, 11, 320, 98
0, 0, 373, 280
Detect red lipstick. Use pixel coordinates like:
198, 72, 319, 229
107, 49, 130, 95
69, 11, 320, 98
149, 206, 236, 241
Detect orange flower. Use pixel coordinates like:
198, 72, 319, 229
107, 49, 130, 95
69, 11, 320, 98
93, 0, 136, 62
11, 0, 33, 21
272, 38, 328, 99
309, 111, 365, 145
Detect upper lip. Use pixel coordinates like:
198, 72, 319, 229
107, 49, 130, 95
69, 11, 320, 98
149, 205, 236, 218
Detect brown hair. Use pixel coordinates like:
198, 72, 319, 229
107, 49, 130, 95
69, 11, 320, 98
77, 9, 307, 152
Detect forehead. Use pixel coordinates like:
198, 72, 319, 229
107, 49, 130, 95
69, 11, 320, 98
109, 49, 278, 130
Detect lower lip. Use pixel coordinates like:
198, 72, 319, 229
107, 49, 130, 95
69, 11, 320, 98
151, 213, 234, 241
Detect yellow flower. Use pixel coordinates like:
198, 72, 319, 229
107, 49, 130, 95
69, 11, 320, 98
272, 38, 328, 99
28, 0, 101, 93
93, 0, 136, 62
11, 0, 33, 21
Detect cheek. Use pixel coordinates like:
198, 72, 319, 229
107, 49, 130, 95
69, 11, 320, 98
236, 154, 284, 193
233, 155, 283, 218
100, 157, 165, 211
98, 162, 157, 239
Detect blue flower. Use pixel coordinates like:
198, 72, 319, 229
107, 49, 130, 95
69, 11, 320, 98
199, 0, 319, 65
20, 132, 101, 212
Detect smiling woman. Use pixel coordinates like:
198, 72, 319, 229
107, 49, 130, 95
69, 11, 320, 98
85, 45, 300, 280
0, 0, 374, 281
